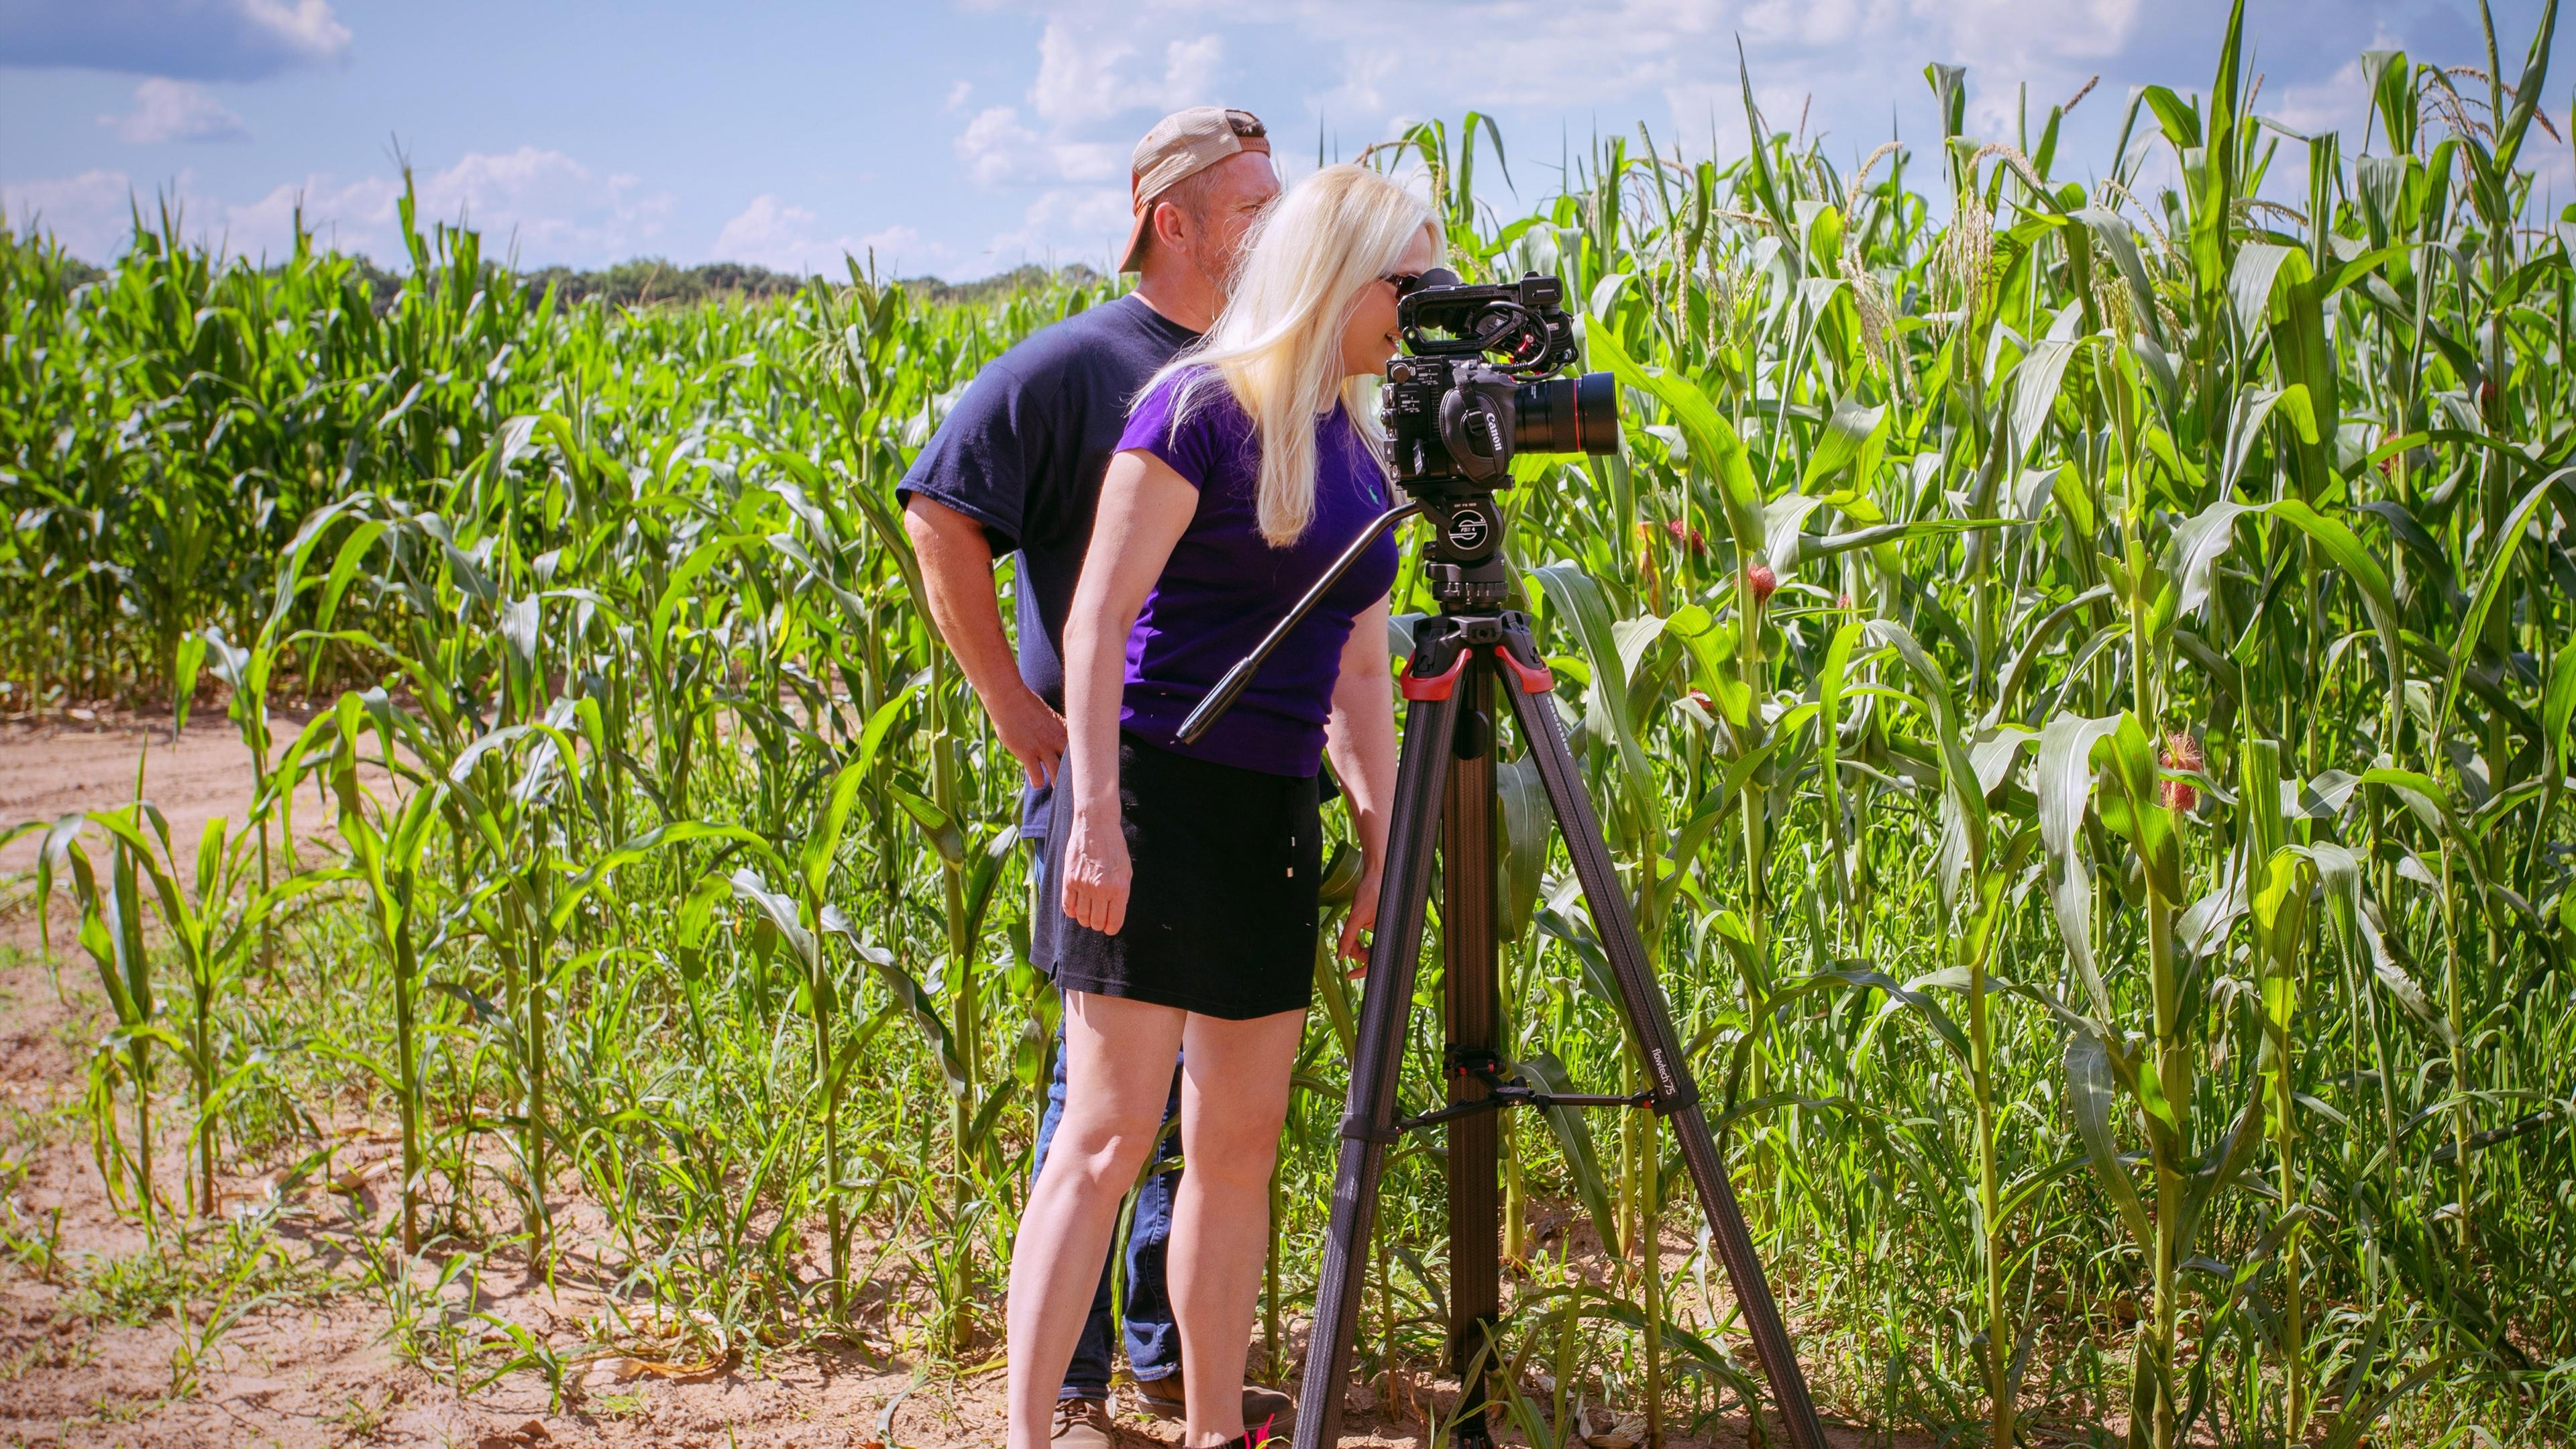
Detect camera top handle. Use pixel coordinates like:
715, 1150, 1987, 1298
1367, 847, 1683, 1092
1396, 267, 1581, 376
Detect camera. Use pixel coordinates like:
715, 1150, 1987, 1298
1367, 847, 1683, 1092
1177, 275, 1623, 732
1383, 269, 1619, 492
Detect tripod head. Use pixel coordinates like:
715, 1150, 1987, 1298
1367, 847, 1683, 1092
1173, 268, 1617, 744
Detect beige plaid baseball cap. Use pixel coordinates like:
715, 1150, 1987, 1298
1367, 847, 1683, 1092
1118, 106, 1271, 274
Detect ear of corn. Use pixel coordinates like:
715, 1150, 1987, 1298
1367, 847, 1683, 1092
7, 5, 2576, 1438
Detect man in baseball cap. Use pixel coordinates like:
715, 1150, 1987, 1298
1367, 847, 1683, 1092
1118, 105, 1274, 278
897, 107, 1279, 1449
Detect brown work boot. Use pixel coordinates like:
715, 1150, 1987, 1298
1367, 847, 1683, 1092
1130, 1376, 1297, 1442
1050, 1395, 1114, 1449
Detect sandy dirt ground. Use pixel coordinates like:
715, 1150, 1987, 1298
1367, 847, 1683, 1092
2, 715, 286, 878
0, 713, 1901, 1449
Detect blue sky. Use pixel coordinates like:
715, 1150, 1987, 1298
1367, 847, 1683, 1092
1, 1, 2563, 280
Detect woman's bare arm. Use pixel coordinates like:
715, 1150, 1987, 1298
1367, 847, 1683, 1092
1322, 594, 1397, 963
1058, 449, 1198, 934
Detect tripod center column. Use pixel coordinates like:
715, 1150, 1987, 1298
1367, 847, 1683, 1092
1440, 649, 1503, 1442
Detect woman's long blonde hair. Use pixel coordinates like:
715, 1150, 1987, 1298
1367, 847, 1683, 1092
1146, 164, 1439, 547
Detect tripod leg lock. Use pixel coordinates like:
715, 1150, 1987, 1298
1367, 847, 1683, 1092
1493, 642, 1553, 694
1401, 649, 1468, 701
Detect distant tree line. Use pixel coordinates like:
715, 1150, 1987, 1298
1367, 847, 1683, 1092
513, 257, 1106, 309
19, 233, 1102, 314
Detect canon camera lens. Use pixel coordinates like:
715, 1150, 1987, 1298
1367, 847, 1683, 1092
1512, 372, 1619, 455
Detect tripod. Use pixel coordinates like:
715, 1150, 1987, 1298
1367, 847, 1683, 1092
1177, 498, 1829, 1449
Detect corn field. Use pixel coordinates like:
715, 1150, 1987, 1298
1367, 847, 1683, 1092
6, 6, 2575, 1444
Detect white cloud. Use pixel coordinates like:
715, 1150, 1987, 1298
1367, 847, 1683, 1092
1028, 20, 1226, 127
980, 184, 1135, 273
957, 105, 1047, 185
1266, 0, 2166, 160
857, 224, 951, 276
1, 169, 150, 262
984, 0, 2477, 203
409, 148, 672, 262
99, 79, 250, 144
16, 0, 2558, 285
951, 12, 1230, 204
7, 146, 675, 268
946, 0, 2274, 268
710, 195, 951, 276
712, 194, 851, 274
0, 0, 353, 80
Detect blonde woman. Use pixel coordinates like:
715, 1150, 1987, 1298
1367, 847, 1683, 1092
1008, 165, 1438, 1449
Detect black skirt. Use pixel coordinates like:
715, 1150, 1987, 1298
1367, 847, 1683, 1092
1034, 733, 1320, 1020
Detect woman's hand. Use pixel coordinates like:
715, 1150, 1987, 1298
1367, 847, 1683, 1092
1061, 804, 1132, 935
1338, 851, 1382, 973
1324, 595, 1397, 979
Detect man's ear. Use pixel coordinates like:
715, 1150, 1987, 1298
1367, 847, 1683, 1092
1150, 199, 1192, 254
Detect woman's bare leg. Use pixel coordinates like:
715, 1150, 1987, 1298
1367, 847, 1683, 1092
1169, 1007, 1309, 1447
1008, 991, 1187, 1449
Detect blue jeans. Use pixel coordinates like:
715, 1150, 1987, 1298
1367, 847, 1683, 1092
1032, 1015, 1184, 1399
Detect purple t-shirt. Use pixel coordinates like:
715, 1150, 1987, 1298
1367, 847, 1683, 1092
1115, 371, 1401, 777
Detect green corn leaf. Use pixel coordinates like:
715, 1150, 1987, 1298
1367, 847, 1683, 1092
170, 633, 206, 735
2177, 1086, 2266, 1254
888, 784, 966, 868
84, 808, 189, 939
963, 1075, 1023, 1157
2066, 1031, 2155, 1250
1997, 1156, 2091, 1226
555, 822, 773, 932
2490, 0, 2563, 172
2437, 468, 2576, 741
2004, 338, 2078, 468
2544, 647, 2576, 767
1797, 516, 2014, 562
1868, 621, 1986, 900
313, 519, 388, 635
1661, 602, 1731, 704
1989, 584, 2112, 727
800, 758, 875, 906
1784, 965, 1970, 1062
1535, 905, 1623, 1012
856, 677, 924, 777
1521, 1051, 1623, 1259
2266, 498, 2404, 696
1529, 561, 1656, 824
1798, 395, 1888, 492
1584, 316, 1764, 561
1497, 751, 1548, 940
729, 867, 818, 973
2091, 713, 2186, 906
2075, 209, 2167, 347
2229, 243, 2300, 339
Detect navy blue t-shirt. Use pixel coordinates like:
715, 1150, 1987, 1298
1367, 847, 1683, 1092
896, 294, 1198, 832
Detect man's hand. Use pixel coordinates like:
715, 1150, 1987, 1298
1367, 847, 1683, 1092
991, 686, 1069, 789
906, 496, 1069, 788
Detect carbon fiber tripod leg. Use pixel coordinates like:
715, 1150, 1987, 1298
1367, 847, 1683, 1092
1498, 653, 1831, 1449
1291, 684, 1461, 1449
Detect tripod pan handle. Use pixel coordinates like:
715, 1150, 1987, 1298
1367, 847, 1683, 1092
1174, 501, 1421, 745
